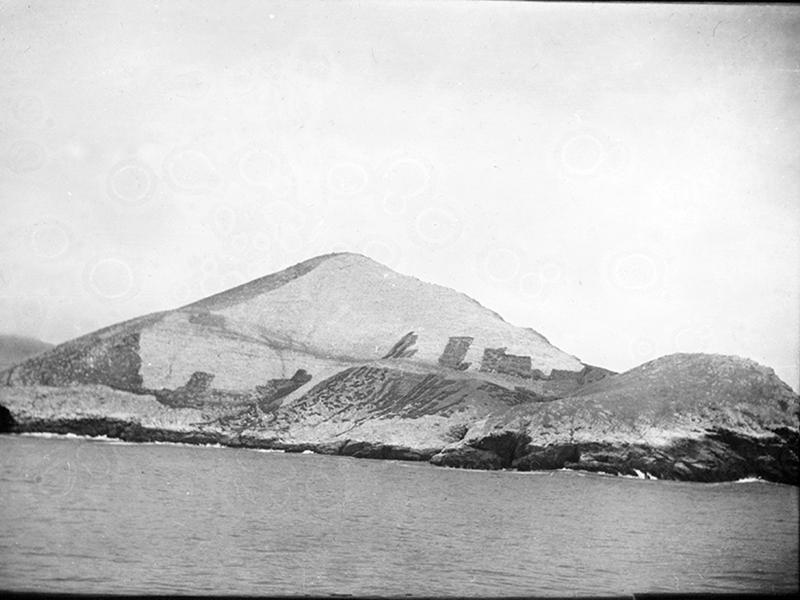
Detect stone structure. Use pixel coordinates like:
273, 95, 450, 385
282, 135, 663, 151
256, 369, 313, 412
480, 347, 533, 379
155, 370, 215, 407
438, 336, 473, 371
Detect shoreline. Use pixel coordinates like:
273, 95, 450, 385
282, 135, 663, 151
4, 417, 797, 486
4, 430, 789, 487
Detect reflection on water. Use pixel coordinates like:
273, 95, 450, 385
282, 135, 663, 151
0, 434, 797, 596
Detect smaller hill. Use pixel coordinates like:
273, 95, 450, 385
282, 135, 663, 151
0, 334, 53, 373
569, 353, 799, 432
434, 353, 799, 483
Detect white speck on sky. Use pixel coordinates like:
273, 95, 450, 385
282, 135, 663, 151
0, 1, 798, 391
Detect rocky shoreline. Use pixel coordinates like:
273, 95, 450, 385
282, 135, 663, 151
4, 411, 797, 485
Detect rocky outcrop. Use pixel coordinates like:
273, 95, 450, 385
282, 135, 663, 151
255, 369, 313, 411
561, 429, 798, 484
0, 403, 15, 432
431, 446, 506, 470
428, 428, 798, 485
428, 354, 799, 484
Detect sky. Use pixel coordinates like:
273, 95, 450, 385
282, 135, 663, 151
1, 1, 798, 391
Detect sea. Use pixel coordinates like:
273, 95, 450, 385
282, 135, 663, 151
0, 434, 797, 597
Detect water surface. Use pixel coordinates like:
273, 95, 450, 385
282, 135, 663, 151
1, 434, 797, 596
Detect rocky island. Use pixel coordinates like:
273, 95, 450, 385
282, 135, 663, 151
1, 253, 797, 485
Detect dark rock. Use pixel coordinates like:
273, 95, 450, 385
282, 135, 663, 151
185, 371, 215, 393
284, 444, 314, 453
566, 459, 621, 476
446, 423, 469, 442
0, 403, 16, 433
338, 440, 435, 461
672, 461, 693, 478
312, 440, 349, 455
702, 428, 798, 484
382, 332, 418, 359
430, 446, 504, 470
470, 431, 531, 468
235, 435, 282, 450
256, 369, 313, 412
513, 444, 581, 471
511, 386, 549, 405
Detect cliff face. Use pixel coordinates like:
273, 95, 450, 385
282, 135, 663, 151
1, 254, 797, 485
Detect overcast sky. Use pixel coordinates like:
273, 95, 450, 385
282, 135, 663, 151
1, 1, 798, 390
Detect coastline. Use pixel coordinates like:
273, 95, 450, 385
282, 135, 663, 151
4, 412, 797, 486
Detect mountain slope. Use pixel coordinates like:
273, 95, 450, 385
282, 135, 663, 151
3, 253, 587, 397
185, 252, 581, 373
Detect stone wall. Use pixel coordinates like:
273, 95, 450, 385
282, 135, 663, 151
480, 347, 533, 379
438, 336, 473, 370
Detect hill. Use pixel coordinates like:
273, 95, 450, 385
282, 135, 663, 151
0, 334, 53, 373
434, 353, 799, 483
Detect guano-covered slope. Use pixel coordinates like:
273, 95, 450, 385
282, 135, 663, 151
2, 253, 587, 397
185, 252, 583, 374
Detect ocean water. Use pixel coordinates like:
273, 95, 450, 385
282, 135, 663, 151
0, 434, 797, 596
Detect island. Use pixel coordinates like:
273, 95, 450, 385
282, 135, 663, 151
1, 253, 797, 485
